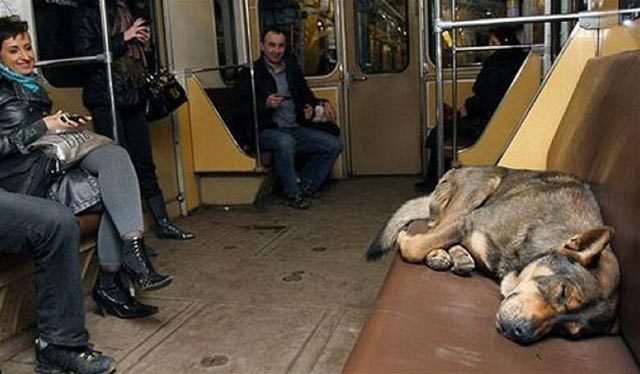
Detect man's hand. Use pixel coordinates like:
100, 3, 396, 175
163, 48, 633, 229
124, 18, 150, 43
266, 93, 285, 109
303, 104, 314, 120
323, 101, 336, 123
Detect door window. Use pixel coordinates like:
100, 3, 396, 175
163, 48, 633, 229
259, 0, 337, 76
355, 0, 409, 74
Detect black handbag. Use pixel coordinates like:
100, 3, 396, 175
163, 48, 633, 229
143, 69, 188, 121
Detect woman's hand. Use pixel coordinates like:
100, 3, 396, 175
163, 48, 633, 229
124, 18, 150, 43
43, 111, 83, 134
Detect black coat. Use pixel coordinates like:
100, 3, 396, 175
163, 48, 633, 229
231, 55, 319, 150
72, 1, 142, 110
0, 77, 101, 212
464, 49, 527, 125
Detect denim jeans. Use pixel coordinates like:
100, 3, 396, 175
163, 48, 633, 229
0, 190, 88, 347
259, 127, 343, 199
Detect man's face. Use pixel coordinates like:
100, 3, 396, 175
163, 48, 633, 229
260, 32, 286, 65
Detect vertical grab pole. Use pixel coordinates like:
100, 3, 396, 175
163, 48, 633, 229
451, 0, 458, 166
98, 0, 119, 144
434, 0, 445, 178
242, 0, 263, 171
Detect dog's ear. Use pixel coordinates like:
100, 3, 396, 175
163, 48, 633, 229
559, 226, 614, 267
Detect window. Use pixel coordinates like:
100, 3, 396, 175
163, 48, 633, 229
258, 0, 337, 76
428, 0, 545, 67
355, 0, 409, 74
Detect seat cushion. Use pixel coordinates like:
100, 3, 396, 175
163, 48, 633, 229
344, 255, 639, 374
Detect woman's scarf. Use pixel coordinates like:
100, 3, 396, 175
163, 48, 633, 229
112, 0, 148, 69
0, 62, 41, 93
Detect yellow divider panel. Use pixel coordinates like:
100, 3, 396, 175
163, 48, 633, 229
187, 76, 256, 172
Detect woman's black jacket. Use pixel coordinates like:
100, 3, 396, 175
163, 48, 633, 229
0, 77, 101, 211
72, 1, 141, 110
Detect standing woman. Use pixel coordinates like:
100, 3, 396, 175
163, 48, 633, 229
72, 0, 195, 240
0, 16, 172, 320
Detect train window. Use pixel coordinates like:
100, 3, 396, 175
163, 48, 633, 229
258, 0, 337, 77
428, 0, 545, 67
355, 0, 409, 74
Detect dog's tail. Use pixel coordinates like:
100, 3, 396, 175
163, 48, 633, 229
367, 195, 433, 261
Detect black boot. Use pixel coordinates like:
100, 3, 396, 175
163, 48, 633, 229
92, 271, 159, 319
122, 237, 173, 291
147, 194, 196, 240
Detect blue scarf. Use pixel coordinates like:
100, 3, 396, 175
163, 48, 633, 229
0, 63, 41, 93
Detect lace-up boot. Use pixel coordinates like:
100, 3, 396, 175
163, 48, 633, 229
121, 237, 173, 291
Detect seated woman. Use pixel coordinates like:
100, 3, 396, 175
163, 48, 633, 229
0, 16, 171, 319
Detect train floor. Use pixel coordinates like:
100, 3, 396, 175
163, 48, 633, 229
0, 177, 419, 374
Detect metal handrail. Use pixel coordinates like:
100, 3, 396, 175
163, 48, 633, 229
436, 8, 640, 30
185, 63, 248, 76
432, 6, 640, 177
455, 44, 544, 53
35, 54, 106, 68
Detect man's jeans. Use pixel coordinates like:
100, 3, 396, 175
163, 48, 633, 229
259, 127, 343, 199
0, 190, 88, 347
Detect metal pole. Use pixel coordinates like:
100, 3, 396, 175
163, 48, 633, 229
437, 7, 640, 30
242, 0, 263, 171
434, 0, 444, 178
98, 0, 119, 145
451, 0, 458, 166
418, 0, 428, 178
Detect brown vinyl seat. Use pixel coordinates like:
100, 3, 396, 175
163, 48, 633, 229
344, 50, 640, 373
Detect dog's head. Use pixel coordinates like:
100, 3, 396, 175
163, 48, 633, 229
496, 227, 620, 344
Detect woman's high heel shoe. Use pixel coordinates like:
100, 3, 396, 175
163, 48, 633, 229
155, 218, 196, 240
121, 237, 173, 291
92, 273, 159, 319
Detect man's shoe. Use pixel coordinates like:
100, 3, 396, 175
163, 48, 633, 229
286, 195, 311, 209
299, 184, 320, 199
35, 339, 116, 374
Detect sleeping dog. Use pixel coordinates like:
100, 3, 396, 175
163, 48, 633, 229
367, 166, 620, 344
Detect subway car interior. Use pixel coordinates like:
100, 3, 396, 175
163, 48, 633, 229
1, 0, 640, 373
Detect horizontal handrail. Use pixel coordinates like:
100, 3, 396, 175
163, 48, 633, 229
436, 7, 640, 30
35, 54, 106, 68
455, 44, 545, 53
185, 63, 248, 75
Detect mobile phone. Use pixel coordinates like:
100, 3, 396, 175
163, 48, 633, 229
65, 115, 90, 122
278, 95, 292, 100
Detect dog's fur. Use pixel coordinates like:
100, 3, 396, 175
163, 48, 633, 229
368, 166, 620, 344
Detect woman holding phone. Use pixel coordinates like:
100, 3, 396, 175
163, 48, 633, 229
73, 0, 195, 241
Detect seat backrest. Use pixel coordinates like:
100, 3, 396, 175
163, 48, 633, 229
547, 50, 640, 362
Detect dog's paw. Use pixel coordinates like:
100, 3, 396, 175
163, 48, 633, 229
424, 249, 452, 271
449, 245, 475, 276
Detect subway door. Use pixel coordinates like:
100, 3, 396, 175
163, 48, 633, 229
344, 0, 421, 174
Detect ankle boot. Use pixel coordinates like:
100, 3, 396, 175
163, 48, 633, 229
147, 194, 196, 240
121, 237, 173, 291
92, 272, 159, 319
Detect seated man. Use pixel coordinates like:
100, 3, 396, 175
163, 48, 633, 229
0, 189, 115, 374
232, 27, 343, 209
418, 26, 527, 192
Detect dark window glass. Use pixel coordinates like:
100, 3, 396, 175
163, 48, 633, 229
258, 0, 338, 76
355, 0, 409, 74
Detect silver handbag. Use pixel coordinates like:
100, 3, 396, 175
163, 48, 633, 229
28, 130, 113, 169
